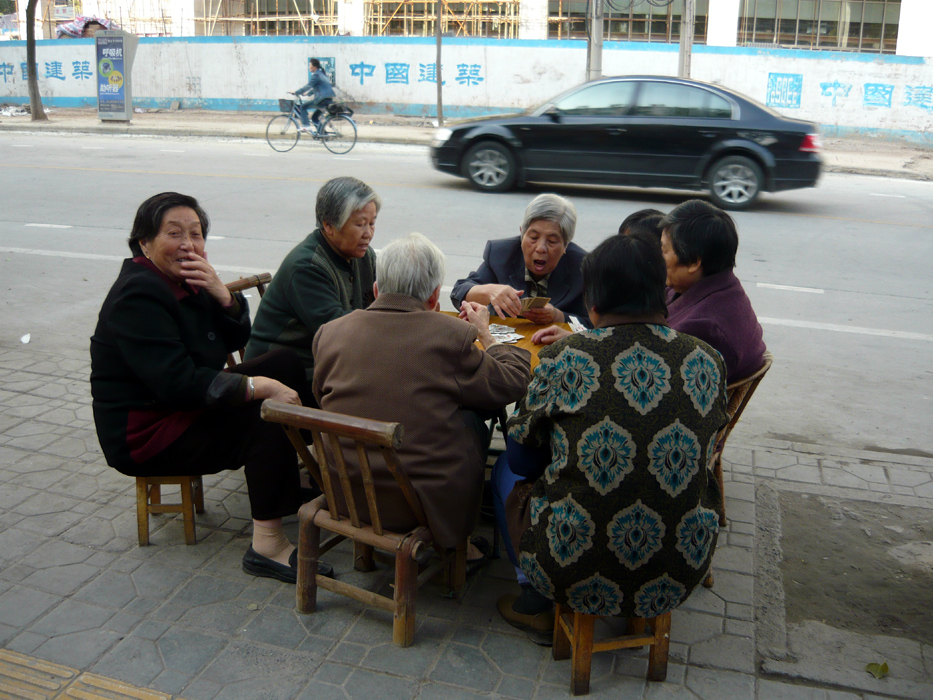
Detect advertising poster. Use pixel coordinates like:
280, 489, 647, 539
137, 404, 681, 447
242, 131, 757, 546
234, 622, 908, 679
97, 35, 126, 115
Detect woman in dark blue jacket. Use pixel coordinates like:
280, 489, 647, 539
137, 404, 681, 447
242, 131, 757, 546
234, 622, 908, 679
292, 58, 336, 133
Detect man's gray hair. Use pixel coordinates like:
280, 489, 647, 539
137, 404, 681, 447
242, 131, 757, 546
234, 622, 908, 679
376, 232, 446, 303
520, 193, 577, 246
315, 177, 382, 231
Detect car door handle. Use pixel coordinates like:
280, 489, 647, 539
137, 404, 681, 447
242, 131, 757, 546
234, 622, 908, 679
607, 128, 627, 135
699, 130, 718, 138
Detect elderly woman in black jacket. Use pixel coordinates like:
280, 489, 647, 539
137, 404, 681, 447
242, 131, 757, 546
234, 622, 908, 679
90, 192, 325, 583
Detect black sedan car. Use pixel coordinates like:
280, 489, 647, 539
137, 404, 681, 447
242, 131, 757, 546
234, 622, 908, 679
430, 75, 822, 210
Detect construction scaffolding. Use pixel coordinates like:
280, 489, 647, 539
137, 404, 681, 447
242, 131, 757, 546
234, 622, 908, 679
364, 0, 519, 38
195, 0, 339, 36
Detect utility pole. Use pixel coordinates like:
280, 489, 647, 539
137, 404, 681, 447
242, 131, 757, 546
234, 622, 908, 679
585, 0, 603, 81
435, 0, 443, 126
678, 0, 695, 78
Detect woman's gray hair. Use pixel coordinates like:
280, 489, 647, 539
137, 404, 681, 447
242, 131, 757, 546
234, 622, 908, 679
520, 193, 577, 245
376, 232, 446, 303
315, 177, 382, 231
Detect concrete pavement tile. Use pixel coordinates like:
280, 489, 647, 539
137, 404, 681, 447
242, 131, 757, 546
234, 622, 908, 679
725, 603, 754, 621
450, 625, 485, 646
178, 600, 256, 635
202, 640, 315, 683
758, 679, 833, 699
821, 463, 871, 489
61, 515, 128, 549
43, 434, 100, 459
36, 407, 79, 425
0, 483, 40, 510
754, 451, 799, 469
7, 630, 46, 654
92, 635, 165, 686
345, 669, 420, 700
34, 628, 124, 669
827, 692, 863, 699
330, 642, 368, 664
361, 640, 442, 677
150, 669, 192, 696
0, 510, 27, 529
670, 609, 723, 645
724, 481, 756, 502
124, 596, 162, 617
0, 413, 25, 433
133, 620, 171, 640
0, 379, 47, 393
103, 610, 141, 634
677, 586, 725, 616
483, 631, 549, 678
312, 661, 353, 684
157, 627, 227, 673
754, 468, 778, 479
774, 464, 823, 484
0, 622, 18, 646
344, 607, 398, 644
429, 642, 499, 691
644, 681, 703, 699
0, 523, 46, 558
241, 605, 310, 650
722, 500, 754, 525
887, 468, 931, 488
709, 546, 753, 575
0, 585, 62, 627
416, 615, 454, 641
14, 490, 85, 516
706, 570, 754, 605
1, 562, 37, 583
294, 597, 365, 638
31, 538, 95, 567
496, 673, 536, 699
722, 447, 753, 465
724, 618, 755, 637
688, 633, 755, 673
840, 463, 888, 484
211, 675, 311, 700
732, 473, 755, 484
23, 562, 101, 595
293, 680, 346, 700
685, 666, 755, 699
26, 598, 114, 636
5, 451, 69, 474
181, 678, 223, 700
296, 633, 338, 656
131, 561, 201, 601
914, 482, 933, 499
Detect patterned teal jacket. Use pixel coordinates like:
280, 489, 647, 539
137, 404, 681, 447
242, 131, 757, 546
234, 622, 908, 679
507, 322, 728, 618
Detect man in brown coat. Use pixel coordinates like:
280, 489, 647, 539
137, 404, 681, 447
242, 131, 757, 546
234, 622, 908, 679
312, 232, 531, 553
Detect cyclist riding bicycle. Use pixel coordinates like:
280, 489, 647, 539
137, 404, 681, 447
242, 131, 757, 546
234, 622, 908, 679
291, 59, 335, 135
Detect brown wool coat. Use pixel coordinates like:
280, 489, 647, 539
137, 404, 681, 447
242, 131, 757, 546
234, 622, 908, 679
312, 293, 531, 548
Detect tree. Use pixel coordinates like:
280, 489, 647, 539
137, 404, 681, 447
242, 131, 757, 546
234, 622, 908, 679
25, 0, 48, 121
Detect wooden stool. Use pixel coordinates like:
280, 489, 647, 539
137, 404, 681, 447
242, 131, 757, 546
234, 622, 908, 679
552, 604, 671, 696
136, 476, 205, 546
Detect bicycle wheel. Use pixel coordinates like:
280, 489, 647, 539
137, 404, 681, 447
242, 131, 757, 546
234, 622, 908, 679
321, 115, 357, 154
266, 115, 300, 153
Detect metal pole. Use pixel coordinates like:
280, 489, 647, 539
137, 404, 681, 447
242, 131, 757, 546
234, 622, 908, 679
678, 0, 695, 78
435, 0, 443, 126
585, 0, 604, 81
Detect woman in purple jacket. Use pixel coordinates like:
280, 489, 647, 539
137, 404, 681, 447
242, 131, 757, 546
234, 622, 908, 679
659, 199, 766, 382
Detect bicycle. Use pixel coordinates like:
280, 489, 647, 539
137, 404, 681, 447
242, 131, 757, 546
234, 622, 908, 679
266, 94, 358, 155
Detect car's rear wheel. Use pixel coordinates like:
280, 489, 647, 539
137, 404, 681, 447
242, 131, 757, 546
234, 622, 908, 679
708, 156, 763, 210
463, 141, 516, 192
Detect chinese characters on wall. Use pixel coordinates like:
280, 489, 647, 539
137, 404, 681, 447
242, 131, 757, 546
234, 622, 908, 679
767, 72, 931, 111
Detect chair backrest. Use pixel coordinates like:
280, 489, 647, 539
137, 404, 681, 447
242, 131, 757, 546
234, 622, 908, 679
260, 401, 429, 537
717, 351, 773, 447
224, 273, 272, 369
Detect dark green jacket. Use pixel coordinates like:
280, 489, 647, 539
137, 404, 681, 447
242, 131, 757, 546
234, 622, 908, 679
245, 228, 376, 379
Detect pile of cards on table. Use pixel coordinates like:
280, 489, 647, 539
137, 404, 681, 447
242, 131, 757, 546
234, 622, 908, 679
489, 324, 524, 344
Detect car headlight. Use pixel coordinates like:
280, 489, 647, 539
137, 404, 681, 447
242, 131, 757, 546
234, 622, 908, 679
433, 128, 453, 145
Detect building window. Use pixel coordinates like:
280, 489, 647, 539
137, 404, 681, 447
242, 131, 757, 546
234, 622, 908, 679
738, 0, 900, 53
548, 0, 709, 43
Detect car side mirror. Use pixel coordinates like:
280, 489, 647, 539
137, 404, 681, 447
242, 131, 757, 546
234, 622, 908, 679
545, 107, 562, 123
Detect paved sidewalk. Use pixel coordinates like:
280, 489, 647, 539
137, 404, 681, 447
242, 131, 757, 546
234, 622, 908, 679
1, 106, 932, 181
1, 342, 931, 700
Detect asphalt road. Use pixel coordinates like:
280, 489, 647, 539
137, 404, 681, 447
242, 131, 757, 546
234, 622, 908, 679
2, 132, 931, 456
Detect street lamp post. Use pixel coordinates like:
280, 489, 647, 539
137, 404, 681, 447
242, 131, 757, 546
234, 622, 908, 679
585, 0, 604, 81
678, 0, 696, 78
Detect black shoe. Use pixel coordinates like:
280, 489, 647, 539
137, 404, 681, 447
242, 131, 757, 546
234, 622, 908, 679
242, 547, 334, 583
466, 536, 491, 576
497, 585, 554, 645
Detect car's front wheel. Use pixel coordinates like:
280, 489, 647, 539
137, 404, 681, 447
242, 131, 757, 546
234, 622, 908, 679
708, 156, 763, 210
463, 141, 517, 192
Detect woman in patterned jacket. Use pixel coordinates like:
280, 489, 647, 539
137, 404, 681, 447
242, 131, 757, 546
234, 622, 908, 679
492, 231, 728, 640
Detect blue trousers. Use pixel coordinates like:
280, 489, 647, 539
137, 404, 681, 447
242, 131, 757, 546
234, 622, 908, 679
490, 451, 529, 586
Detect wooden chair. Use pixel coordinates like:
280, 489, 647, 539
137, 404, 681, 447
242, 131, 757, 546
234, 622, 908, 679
552, 605, 671, 695
712, 351, 774, 526
260, 400, 468, 647
135, 273, 273, 547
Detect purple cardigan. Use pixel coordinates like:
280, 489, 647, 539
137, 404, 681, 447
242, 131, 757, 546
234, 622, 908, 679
666, 270, 766, 383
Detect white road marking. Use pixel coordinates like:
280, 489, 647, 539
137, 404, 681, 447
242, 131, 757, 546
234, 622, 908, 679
25, 223, 73, 229
11, 144, 33, 148
759, 317, 933, 342
0, 247, 267, 275
333, 157, 361, 161
870, 193, 907, 198
81, 147, 106, 150
160, 149, 186, 153
757, 283, 824, 294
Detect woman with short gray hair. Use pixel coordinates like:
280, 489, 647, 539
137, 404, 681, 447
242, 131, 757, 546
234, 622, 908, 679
450, 193, 589, 326
245, 177, 381, 390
